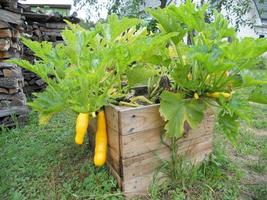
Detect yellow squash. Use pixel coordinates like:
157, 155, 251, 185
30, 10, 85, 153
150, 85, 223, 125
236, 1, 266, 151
206, 92, 232, 99
94, 111, 107, 167
75, 113, 89, 145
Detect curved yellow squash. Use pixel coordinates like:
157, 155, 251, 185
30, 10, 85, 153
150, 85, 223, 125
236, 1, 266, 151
94, 111, 107, 167
75, 113, 89, 145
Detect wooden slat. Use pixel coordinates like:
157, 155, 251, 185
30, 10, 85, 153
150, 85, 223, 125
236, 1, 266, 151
122, 134, 213, 181
120, 109, 214, 159
121, 127, 165, 159
105, 106, 119, 131
0, 9, 22, 25
45, 23, 66, 29
118, 104, 165, 135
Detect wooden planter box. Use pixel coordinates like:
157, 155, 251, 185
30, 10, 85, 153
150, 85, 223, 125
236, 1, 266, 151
88, 104, 214, 199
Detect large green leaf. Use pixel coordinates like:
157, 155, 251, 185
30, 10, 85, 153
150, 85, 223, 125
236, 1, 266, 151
249, 85, 267, 104
217, 111, 239, 145
159, 91, 206, 138
126, 65, 158, 87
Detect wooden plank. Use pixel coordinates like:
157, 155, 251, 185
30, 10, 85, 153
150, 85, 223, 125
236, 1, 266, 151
122, 174, 152, 197
122, 134, 213, 181
120, 108, 214, 158
121, 127, 166, 159
8, 88, 18, 94
105, 106, 119, 131
0, 28, 12, 38
118, 104, 165, 135
0, 88, 8, 93
0, 9, 22, 25
106, 161, 122, 188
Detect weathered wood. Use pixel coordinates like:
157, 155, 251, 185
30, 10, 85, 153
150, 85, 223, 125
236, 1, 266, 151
88, 104, 214, 199
0, 77, 18, 88
0, 88, 8, 93
119, 104, 165, 135
0, 49, 20, 59
0, 38, 11, 51
45, 23, 66, 29
0, 91, 24, 100
0, 105, 28, 117
8, 88, 17, 94
0, 20, 10, 29
0, 28, 12, 38
3, 68, 21, 78
0, 9, 22, 25
0, 62, 16, 68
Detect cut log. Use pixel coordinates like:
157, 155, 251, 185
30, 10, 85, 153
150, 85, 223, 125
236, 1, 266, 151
0, 9, 22, 25
12, 29, 20, 38
0, 38, 11, 51
45, 23, 66, 29
0, 20, 10, 29
0, 28, 12, 38
8, 88, 17, 94
0, 49, 20, 59
0, 77, 18, 88
3, 68, 21, 78
0, 62, 16, 69
0, 106, 29, 117
0, 88, 8, 93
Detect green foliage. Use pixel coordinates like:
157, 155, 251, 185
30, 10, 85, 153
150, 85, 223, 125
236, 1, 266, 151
148, 1, 267, 142
0, 112, 123, 199
159, 91, 206, 138
9, 14, 173, 123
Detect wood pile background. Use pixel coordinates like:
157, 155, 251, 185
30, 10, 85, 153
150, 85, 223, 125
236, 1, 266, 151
0, 0, 79, 126
0, 0, 28, 127
21, 21, 67, 95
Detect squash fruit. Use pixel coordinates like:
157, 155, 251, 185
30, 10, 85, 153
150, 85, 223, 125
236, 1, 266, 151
94, 111, 107, 167
75, 113, 89, 145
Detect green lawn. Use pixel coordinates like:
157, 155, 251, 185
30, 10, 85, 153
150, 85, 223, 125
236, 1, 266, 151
0, 104, 266, 200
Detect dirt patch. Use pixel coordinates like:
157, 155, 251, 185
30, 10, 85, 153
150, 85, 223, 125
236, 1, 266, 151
254, 129, 267, 137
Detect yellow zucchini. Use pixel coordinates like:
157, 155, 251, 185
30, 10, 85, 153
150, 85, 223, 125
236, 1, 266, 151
75, 113, 89, 145
94, 111, 107, 167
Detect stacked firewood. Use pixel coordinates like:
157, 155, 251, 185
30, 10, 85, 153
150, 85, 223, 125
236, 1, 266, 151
0, 1, 28, 127
21, 21, 67, 95
0, 62, 28, 126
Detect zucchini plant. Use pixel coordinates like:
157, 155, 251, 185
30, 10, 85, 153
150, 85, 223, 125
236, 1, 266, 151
147, 1, 267, 143
10, 15, 175, 122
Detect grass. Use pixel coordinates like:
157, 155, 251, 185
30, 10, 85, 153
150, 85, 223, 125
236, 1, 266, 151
0, 112, 123, 200
0, 103, 266, 199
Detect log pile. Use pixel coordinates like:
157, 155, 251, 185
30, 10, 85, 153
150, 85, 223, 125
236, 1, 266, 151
21, 21, 68, 95
20, 10, 79, 95
0, 1, 28, 127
